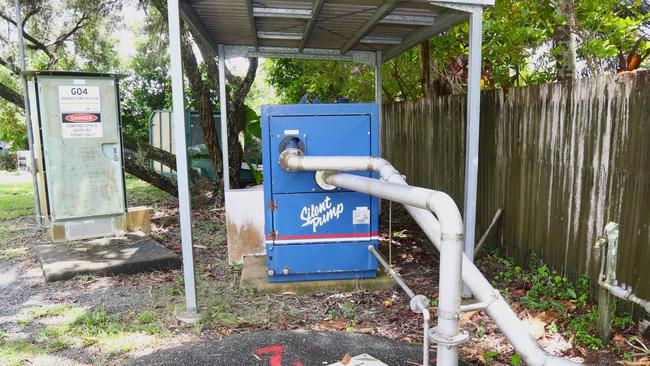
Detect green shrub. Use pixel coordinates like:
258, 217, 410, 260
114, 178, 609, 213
0, 151, 16, 171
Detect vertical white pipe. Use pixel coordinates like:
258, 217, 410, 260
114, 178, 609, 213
463, 7, 483, 297
167, 0, 197, 313
218, 44, 230, 191
14, 0, 42, 225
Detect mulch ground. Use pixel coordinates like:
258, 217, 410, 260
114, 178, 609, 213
1, 192, 648, 365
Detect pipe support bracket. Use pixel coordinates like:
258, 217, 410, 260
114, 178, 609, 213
428, 327, 469, 347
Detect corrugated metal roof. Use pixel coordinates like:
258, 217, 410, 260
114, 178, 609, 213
180, 0, 492, 63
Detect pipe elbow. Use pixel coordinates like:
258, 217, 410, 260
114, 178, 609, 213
425, 191, 463, 236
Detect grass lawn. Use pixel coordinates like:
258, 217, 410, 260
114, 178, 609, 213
0, 182, 34, 220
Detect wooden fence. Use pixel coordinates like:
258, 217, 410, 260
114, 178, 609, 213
382, 70, 650, 317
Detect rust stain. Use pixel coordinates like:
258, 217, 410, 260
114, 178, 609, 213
227, 219, 265, 264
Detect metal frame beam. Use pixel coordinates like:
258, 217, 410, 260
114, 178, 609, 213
299, 0, 325, 52
251, 6, 437, 26
382, 11, 467, 61
179, 1, 219, 51
341, 0, 399, 54
257, 31, 303, 40
252, 7, 312, 19
245, 0, 259, 49
361, 36, 402, 45
382, 13, 436, 26
224, 45, 376, 65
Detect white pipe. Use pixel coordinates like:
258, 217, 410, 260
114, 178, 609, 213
325, 172, 463, 366
280, 152, 581, 366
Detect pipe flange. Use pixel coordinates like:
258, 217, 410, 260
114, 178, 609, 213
315, 171, 337, 190
428, 327, 470, 347
279, 148, 303, 172
409, 295, 430, 314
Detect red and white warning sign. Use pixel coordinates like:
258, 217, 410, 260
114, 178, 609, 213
58, 85, 102, 138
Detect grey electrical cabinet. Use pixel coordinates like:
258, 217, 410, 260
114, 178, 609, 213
26, 71, 127, 241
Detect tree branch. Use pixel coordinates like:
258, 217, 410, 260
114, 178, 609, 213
0, 56, 21, 76
0, 10, 51, 57
0, 84, 25, 109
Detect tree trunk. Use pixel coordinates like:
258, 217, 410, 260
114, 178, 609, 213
420, 41, 434, 98
554, 0, 578, 81
123, 149, 178, 197
179, 30, 225, 205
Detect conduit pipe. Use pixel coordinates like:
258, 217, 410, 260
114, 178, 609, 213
279, 150, 581, 366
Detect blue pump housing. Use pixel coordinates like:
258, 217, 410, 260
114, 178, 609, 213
261, 103, 380, 282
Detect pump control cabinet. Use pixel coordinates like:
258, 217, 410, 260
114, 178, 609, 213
262, 103, 379, 282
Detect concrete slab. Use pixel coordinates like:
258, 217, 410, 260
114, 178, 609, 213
240, 255, 396, 294
127, 330, 465, 366
32, 231, 180, 281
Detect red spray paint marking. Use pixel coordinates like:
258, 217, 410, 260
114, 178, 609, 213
255, 345, 304, 366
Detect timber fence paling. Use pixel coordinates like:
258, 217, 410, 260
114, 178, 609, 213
381, 70, 650, 319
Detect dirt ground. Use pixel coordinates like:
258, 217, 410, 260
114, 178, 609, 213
1, 178, 648, 365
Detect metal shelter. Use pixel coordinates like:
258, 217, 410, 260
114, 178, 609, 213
166, 0, 493, 314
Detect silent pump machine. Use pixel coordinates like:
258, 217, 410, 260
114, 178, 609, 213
262, 103, 380, 282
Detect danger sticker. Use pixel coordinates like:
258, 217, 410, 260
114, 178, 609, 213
58, 85, 102, 138
62, 113, 101, 123
352, 206, 370, 225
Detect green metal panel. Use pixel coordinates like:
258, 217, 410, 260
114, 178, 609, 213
35, 74, 125, 221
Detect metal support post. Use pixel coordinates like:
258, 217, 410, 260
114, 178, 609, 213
463, 7, 483, 297
375, 50, 383, 154
597, 222, 619, 342
218, 44, 230, 191
167, 0, 198, 318
14, 0, 42, 226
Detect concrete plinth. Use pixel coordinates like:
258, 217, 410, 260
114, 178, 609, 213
33, 231, 180, 281
240, 255, 396, 294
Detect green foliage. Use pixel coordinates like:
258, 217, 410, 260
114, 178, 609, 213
511, 354, 523, 366
0, 151, 16, 171
481, 250, 636, 350
577, 0, 650, 73
265, 0, 650, 102
120, 8, 172, 143
483, 350, 499, 362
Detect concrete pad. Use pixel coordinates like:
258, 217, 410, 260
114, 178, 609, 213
127, 330, 465, 366
33, 231, 180, 281
240, 255, 396, 294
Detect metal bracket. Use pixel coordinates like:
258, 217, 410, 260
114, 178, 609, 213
267, 200, 278, 211
410, 295, 430, 314
268, 230, 277, 240
428, 327, 470, 347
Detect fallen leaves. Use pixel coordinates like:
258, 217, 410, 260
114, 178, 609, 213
340, 353, 352, 365
312, 320, 348, 331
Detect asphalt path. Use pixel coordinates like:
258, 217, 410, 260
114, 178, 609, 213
128, 329, 461, 366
